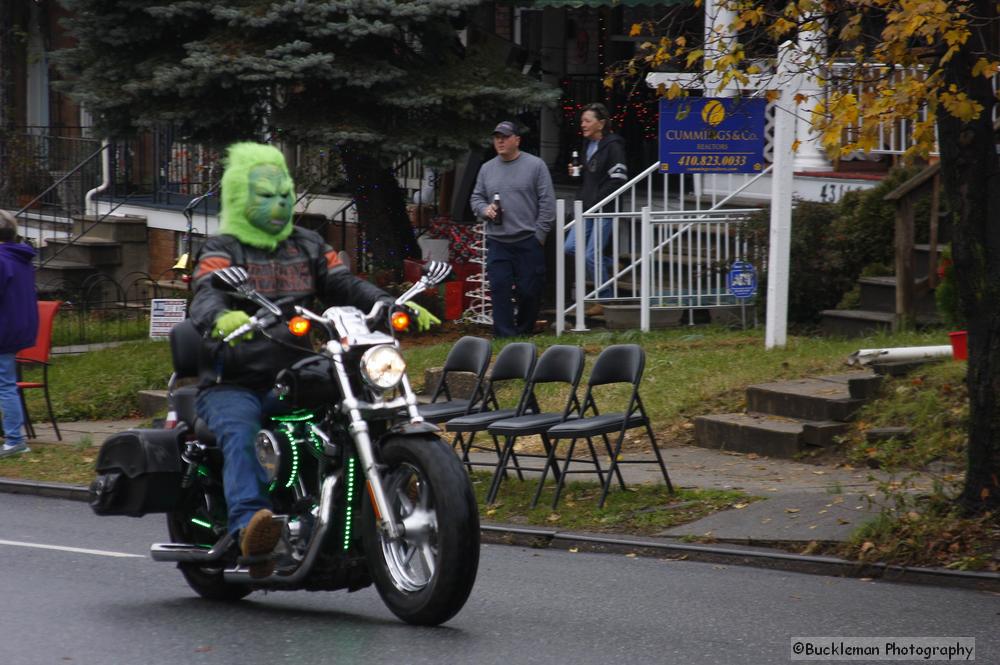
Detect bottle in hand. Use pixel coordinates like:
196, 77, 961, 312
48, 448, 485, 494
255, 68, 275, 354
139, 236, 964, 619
570, 151, 582, 178
491, 192, 503, 225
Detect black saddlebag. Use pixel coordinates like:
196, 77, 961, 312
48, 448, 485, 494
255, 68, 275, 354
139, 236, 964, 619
89, 429, 184, 517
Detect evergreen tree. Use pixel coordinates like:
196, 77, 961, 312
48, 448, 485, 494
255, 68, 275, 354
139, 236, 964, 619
53, 0, 558, 273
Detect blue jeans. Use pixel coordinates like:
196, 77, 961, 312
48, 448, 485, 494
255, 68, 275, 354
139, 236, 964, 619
565, 218, 614, 299
487, 236, 545, 338
0, 354, 27, 448
196, 385, 290, 535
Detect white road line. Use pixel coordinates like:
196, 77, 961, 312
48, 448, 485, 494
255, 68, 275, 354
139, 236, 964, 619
0, 539, 144, 558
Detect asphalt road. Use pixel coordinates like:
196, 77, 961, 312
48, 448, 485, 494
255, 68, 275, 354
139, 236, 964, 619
1, 494, 997, 665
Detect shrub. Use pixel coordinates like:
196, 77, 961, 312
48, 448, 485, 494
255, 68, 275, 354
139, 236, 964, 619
741, 166, 924, 324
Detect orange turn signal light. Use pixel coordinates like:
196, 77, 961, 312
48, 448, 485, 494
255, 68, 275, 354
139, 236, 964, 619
288, 316, 311, 337
390, 310, 411, 332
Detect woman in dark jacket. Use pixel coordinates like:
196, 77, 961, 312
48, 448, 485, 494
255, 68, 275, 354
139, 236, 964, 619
566, 103, 628, 305
0, 211, 38, 456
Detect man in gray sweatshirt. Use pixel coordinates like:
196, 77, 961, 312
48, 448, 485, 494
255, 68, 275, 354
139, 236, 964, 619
470, 120, 556, 337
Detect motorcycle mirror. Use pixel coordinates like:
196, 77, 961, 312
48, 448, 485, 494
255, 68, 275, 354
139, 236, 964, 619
211, 266, 250, 292
421, 261, 452, 287
392, 261, 453, 309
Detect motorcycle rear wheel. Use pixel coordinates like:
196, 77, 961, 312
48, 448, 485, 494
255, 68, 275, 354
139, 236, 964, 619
166, 487, 252, 602
362, 435, 480, 626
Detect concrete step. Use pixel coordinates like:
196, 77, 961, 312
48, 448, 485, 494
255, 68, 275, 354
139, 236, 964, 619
596, 303, 749, 329
819, 308, 894, 338
41, 237, 122, 266
857, 275, 938, 315
692, 412, 847, 458
602, 304, 685, 329
692, 371, 880, 458
137, 390, 169, 417
819, 307, 941, 338
35, 260, 99, 291
71, 214, 148, 242
856, 276, 896, 313
421, 368, 480, 399
836, 371, 884, 399
745, 376, 868, 422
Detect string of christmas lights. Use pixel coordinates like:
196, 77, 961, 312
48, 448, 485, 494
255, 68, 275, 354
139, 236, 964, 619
560, 9, 658, 142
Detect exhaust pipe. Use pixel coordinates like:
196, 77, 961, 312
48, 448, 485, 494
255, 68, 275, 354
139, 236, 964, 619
150, 532, 235, 563
224, 475, 338, 586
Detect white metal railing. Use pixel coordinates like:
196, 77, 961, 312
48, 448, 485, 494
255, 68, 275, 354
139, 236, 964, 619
825, 62, 936, 157
821, 61, 1000, 158
555, 163, 768, 334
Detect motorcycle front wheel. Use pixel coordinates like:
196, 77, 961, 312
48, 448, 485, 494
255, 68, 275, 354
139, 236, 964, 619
361, 435, 480, 626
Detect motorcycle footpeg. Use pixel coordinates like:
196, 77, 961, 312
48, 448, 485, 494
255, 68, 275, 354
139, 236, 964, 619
236, 552, 275, 566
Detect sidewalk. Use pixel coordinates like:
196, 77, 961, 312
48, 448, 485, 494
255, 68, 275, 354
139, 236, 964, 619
28, 419, 148, 445
26, 418, 892, 545
464, 446, 893, 544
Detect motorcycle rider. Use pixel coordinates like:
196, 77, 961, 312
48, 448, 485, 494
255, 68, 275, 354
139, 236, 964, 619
189, 142, 439, 577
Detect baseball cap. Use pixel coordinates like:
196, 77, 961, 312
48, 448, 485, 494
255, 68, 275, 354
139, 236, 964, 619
493, 121, 519, 137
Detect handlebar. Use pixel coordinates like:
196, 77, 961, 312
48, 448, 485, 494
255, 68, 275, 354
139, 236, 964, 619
210, 259, 450, 342
220, 295, 297, 343
221, 316, 263, 344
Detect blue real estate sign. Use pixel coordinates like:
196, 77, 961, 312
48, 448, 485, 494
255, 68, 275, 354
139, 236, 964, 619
727, 261, 757, 300
659, 98, 767, 174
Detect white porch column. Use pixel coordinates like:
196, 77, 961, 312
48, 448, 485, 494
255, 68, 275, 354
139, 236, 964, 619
765, 42, 796, 350
704, 0, 737, 97
791, 16, 830, 171
26, 2, 49, 133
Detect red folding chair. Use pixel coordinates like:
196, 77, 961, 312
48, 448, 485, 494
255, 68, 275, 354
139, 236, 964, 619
16, 300, 63, 441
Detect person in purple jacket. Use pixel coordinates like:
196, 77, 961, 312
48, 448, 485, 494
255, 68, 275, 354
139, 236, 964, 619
0, 211, 38, 457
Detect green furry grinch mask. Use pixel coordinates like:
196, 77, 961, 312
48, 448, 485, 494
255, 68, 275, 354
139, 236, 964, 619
219, 142, 295, 251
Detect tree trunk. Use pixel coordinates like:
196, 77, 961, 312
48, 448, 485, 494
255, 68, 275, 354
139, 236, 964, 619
339, 145, 419, 281
937, 14, 1000, 513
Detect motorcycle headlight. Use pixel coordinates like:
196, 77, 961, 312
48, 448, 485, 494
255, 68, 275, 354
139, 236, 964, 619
360, 344, 407, 391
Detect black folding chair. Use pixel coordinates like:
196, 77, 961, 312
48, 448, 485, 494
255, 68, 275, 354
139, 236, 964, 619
485, 345, 585, 506
414, 336, 492, 424
445, 342, 538, 476
543, 344, 674, 508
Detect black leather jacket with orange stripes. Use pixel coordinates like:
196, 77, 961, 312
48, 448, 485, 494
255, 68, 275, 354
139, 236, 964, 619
190, 226, 389, 390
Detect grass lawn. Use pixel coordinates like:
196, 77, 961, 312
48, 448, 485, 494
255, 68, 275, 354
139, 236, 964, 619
470, 472, 752, 536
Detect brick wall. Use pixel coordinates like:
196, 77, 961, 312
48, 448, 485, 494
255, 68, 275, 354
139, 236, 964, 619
148, 228, 178, 278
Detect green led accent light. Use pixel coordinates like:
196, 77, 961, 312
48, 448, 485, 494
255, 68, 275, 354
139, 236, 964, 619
283, 423, 300, 489
309, 429, 324, 455
197, 465, 209, 478
272, 410, 316, 422
190, 517, 213, 529
342, 456, 357, 551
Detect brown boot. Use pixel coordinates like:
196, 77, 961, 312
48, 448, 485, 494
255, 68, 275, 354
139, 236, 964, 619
240, 509, 282, 579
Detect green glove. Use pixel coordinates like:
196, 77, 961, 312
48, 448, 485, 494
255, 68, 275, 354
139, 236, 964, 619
213, 310, 254, 346
407, 302, 441, 332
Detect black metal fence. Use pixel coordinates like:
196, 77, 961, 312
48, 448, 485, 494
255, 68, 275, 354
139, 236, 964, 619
39, 272, 192, 352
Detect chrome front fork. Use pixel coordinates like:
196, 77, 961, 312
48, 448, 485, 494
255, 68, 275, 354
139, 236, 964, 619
331, 352, 404, 540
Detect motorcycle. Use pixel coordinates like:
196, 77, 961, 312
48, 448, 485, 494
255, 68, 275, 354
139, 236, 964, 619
88, 261, 480, 626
